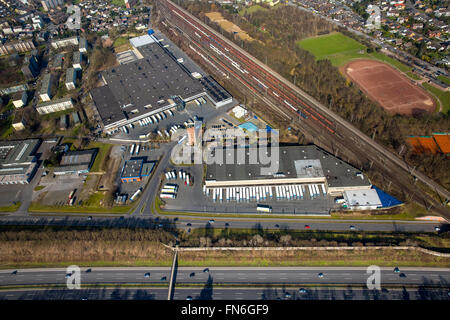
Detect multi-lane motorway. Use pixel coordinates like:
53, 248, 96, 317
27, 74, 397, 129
0, 214, 445, 233
0, 267, 448, 300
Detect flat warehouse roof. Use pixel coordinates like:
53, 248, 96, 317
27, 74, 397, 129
0, 139, 40, 166
121, 159, 144, 178
91, 41, 205, 128
205, 145, 371, 189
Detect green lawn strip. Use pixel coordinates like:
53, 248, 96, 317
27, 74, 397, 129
0, 202, 21, 212
89, 142, 113, 172
406, 71, 422, 81
422, 83, 450, 114
437, 75, 450, 86
34, 186, 45, 191
1, 255, 446, 269
28, 202, 133, 214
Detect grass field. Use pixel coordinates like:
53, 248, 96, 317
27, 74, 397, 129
297, 32, 411, 72
113, 37, 129, 48
0, 202, 21, 212
238, 4, 268, 16
406, 71, 422, 80
422, 83, 450, 114
437, 75, 450, 86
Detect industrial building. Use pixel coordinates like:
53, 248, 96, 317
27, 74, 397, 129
0, 139, 40, 185
120, 159, 155, 183
343, 189, 382, 210
90, 34, 232, 134
53, 149, 97, 175
36, 97, 74, 115
203, 145, 372, 202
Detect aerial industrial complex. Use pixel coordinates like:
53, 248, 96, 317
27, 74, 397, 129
90, 33, 232, 134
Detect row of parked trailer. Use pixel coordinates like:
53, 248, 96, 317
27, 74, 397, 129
138, 110, 175, 127
160, 183, 178, 199
203, 184, 327, 202
164, 169, 192, 186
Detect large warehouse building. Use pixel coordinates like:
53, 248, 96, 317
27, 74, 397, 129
203, 145, 373, 203
90, 33, 232, 134
0, 139, 40, 185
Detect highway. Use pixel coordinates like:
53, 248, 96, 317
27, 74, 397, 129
0, 267, 448, 300
0, 287, 448, 300
156, 0, 450, 220
1, 267, 448, 286
0, 214, 445, 233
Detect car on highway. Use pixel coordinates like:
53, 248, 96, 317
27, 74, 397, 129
394, 267, 400, 273
186, 296, 193, 300
11, 270, 17, 275
284, 292, 291, 299
158, 223, 163, 228
208, 219, 214, 224
225, 223, 229, 227
318, 273, 324, 278
349, 225, 356, 230
275, 224, 280, 228
86, 268, 92, 273
399, 273, 407, 278
203, 268, 209, 273
190, 272, 195, 277
65, 273, 72, 279
161, 276, 167, 281
435, 226, 440, 232
186, 223, 192, 226
144, 273, 150, 278
87, 216, 92, 221
298, 288, 307, 294
304, 225, 310, 229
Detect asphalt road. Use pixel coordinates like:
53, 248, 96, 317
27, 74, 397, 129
0, 214, 446, 233
1, 267, 448, 287
0, 287, 448, 300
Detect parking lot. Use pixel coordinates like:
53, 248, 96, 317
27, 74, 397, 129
111, 96, 236, 141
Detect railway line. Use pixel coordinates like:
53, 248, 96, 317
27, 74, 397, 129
155, 0, 449, 218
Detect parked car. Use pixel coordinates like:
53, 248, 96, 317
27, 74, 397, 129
144, 273, 150, 278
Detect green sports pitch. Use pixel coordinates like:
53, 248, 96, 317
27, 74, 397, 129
297, 32, 410, 72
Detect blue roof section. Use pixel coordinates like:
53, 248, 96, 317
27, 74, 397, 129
372, 185, 402, 208
238, 122, 259, 132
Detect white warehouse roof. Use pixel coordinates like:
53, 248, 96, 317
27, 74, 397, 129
130, 34, 155, 48
344, 189, 381, 208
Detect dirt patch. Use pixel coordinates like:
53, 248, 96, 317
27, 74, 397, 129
343, 59, 436, 116
206, 12, 254, 42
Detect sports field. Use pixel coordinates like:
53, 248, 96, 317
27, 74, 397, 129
345, 60, 435, 116
297, 32, 410, 72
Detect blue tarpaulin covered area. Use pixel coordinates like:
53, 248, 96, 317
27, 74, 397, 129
372, 185, 402, 208
238, 122, 259, 132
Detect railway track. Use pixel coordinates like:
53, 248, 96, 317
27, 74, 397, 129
155, 0, 449, 218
